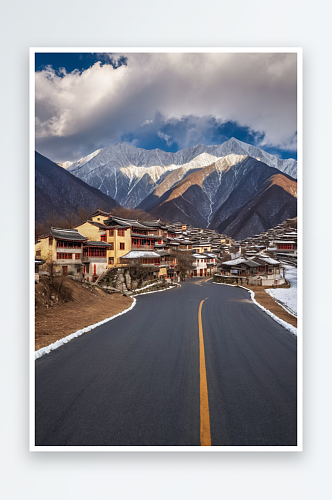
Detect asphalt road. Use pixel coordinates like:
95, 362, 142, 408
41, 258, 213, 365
35, 279, 297, 447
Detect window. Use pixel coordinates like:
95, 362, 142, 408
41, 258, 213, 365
57, 253, 73, 260
109, 229, 114, 236
108, 257, 114, 264
83, 247, 107, 257
120, 243, 125, 250
118, 229, 125, 237
278, 243, 292, 250
75, 253, 81, 260
100, 234, 106, 242
109, 242, 114, 250
56, 240, 82, 248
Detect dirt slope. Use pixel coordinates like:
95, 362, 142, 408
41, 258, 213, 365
35, 277, 132, 351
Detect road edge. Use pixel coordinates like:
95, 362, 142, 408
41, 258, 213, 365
213, 282, 297, 336
133, 284, 181, 297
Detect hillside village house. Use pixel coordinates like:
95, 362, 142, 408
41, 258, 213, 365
35, 228, 87, 277
82, 240, 112, 281
191, 252, 218, 276
274, 239, 297, 255
102, 216, 166, 267
119, 250, 167, 280
206, 253, 217, 275
35, 227, 111, 281
217, 256, 285, 286
142, 220, 168, 237
75, 219, 107, 241
192, 243, 212, 254
192, 253, 208, 277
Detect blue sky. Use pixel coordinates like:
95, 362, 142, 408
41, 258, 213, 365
35, 52, 128, 74
35, 52, 297, 162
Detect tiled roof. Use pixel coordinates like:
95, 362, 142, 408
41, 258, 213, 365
222, 258, 258, 267
84, 241, 112, 247
50, 228, 87, 241
155, 249, 171, 256
105, 216, 152, 230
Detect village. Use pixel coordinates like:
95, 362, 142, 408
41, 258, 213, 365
35, 209, 297, 293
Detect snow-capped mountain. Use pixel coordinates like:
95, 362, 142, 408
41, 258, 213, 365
67, 148, 223, 208
57, 161, 73, 169
42, 139, 298, 237
65, 139, 297, 209
68, 149, 102, 170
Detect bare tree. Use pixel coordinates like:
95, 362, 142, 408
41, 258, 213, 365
125, 260, 156, 289
170, 250, 195, 279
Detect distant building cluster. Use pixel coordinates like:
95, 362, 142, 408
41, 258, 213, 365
215, 218, 297, 286
35, 209, 297, 287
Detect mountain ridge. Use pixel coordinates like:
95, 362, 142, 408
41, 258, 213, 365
64, 138, 296, 209
36, 138, 297, 239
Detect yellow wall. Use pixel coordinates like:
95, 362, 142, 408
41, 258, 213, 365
193, 245, 211, 253
106, 227, 132, 267
35, 236, 56, 262
90, 214, 109, 224
158, 266, 167, 277
75, 221, 103, 241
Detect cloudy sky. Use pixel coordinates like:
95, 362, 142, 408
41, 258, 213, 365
35, 52, 297, 163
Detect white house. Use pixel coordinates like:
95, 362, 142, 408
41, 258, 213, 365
192, 253, 207, 277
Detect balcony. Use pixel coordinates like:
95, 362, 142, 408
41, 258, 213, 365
82, 256, 107, 263
56, 255, 82, 264
131, 245, 155, 251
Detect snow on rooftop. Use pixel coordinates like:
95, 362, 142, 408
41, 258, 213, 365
258, 256, 281, 265
222, 258, 246, 265
121, 250, 160, 259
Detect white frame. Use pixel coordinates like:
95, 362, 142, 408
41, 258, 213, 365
30, 47, 303, 452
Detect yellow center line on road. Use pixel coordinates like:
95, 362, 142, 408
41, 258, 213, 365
198, 298, 211, 446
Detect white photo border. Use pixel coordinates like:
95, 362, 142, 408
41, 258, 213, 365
29, 46, 303, 452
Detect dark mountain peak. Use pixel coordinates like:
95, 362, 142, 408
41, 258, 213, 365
35, 151, 118, 224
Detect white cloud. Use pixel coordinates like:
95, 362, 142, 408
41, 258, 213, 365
157, 131, 173, 146
35, 52, 297, 160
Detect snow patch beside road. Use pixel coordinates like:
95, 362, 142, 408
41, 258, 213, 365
134, 284, 180, 296
213, 282, 297, 336
265, 265, 297, 317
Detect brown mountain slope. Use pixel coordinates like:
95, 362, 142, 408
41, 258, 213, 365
160, 154, 247, 204
215, 177, 297, 240
268, 174, 297, 197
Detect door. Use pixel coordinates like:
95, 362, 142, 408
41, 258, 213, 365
200, 268, 203, 276
62, 266, 68, 276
